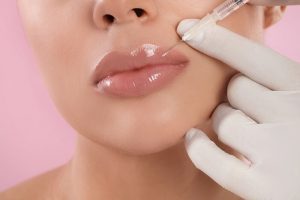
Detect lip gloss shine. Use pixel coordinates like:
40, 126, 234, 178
93, 44, 189, 98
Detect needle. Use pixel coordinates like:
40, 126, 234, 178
161, 0, 249, 57
162, 40, 185, 57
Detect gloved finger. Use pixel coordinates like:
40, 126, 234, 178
212, 103, 260, 163
250, 0, 300, 5
227, 74, 300, 123
185, 128, 251, 195
177, 20, 300, 91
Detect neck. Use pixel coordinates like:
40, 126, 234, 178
61, 123, 236, 200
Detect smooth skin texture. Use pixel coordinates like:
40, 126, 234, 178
1, 0, 285, 199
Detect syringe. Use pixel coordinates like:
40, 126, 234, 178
162, 0, 250, 56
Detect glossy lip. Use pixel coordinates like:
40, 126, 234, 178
91, 44, 190, 86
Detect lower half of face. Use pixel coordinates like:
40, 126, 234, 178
18, 0, 265, 155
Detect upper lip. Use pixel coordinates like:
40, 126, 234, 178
91, 44, 189, 85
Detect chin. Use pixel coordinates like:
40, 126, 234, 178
117, 143, 181, 156
108, 130, 186, 156
86, 113, 206, 156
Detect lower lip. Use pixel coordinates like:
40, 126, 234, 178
96, 63, 187, 97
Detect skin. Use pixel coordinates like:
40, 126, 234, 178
1, 0, 285, 199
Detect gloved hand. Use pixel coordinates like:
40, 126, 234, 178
178, 7, 300, 200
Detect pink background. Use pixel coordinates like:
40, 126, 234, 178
0, 1, 300, 191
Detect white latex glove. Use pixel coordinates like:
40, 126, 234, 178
178, 13, 300, 200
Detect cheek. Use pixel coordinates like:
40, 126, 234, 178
220, 5, 265, 42
184, 48, 236, 128
18, 1, 95, 107
176, 5, 265, 129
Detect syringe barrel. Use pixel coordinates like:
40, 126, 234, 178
213, 0, 249, 20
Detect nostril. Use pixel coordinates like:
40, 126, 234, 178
103, 14, 115, 24
132, 8, 146, 18
101, 8, 146, 26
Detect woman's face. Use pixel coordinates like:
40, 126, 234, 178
17, 0, 265, 155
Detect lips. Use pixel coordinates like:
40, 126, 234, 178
91, 44, 189, 97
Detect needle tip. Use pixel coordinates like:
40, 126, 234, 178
162, 42, 182, 57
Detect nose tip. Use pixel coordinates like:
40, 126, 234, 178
93, 1, 158, 30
